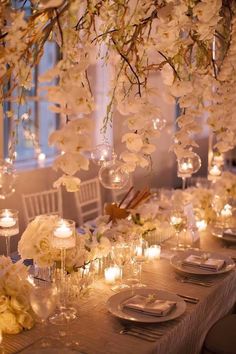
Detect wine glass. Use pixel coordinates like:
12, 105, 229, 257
170, 210, 187, 251
30, 282, 58, 346
111, 243, 132, 291
131, 238, 148, 288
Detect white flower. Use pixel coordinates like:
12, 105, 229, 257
53, 175, 81, 192
122, 133, 143, 153
53, 152, 89, 175
0, 311, 22, 334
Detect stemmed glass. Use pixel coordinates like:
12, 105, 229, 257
50, 219, 77, 324
30, 282, 58, 346
170, 210, 187, 251
131, 238, 148, 288
111, 243, 132, 291
0, 209, 19, 257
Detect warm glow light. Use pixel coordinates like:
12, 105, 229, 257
209, 165, 222, 177
145, 245, 161, 260
196, 219, 207, 231
104, 266, 121, 284
220, 204, 232, 218
0, 210, 16, 228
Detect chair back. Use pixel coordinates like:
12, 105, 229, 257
22, 188, 63, 224
74, 178, 102, 225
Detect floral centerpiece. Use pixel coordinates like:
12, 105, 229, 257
18, 215, 89, 271
0, 256, 34, 334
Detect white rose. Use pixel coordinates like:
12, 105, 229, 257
4, 275, 21, 297
17, 311, 34, 330
0, 310, 22, 334
11, 294, 29, 312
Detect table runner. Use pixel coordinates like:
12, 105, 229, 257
3, 231, 236, 354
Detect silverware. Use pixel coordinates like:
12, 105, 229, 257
120, 329, 156, 342
177, 277, 213, 287
176, 293, 199, 304
130, 325, 164, 336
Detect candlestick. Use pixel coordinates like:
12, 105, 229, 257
0, 209, 19, 257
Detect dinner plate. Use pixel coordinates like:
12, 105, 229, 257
211, 226, 236, 244
106, 288, 186, 323
170, 250, 235, 275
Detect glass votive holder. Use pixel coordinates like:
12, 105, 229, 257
52, 219, 76, 249
104, 266, 121, 284
144, 245, 161, 261
0, 209, 19, 257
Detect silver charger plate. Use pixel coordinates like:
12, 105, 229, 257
170, 250, 235, 275
211, 226, 236, 244
106, 288, 186, 323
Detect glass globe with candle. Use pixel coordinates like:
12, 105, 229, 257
98, 153, 130, 190
91, 143, 113, 166
177, 153, 201, 189
50, 219, 77, 324
0, 209, 19, 257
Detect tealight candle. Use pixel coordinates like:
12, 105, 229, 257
52, 220, 75, 249
145, 245, 161, 260
104, 266, 120, 284
0, 212, 16, 228
170, 216, 182, 226
196, 219, 207, 232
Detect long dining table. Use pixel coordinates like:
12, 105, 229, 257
3, 230, 236, 354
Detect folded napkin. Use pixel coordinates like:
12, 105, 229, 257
122, 294, 176, 317
223, 229, 236, 238
182, 254, 225, 271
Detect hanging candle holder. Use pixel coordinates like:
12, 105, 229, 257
0, 160, 17, 199
151, 117, 167, 132
98, 153, 130, 190
91, 143, 113, 166
208, 163, 222, 182
177, 153, 201, 190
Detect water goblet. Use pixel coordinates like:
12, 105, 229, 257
170, 210, 187, 251
131, 238, 148, 288
111, 243, 132, 291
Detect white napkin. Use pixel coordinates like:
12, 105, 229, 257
182, 254, 225, 271
122, 295, 176, 317
223, 229, 236, 238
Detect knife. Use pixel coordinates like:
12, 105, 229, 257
176, 293, 199, 304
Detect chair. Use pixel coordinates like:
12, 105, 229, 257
202, 314, 236, 354
22, 188, 63, 225
74, 178, 102, 226
111, 176, 134, 205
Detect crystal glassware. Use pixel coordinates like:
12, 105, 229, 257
177, 153, 201, 189
30, 282, 58, 346
170, 210, 187, 251
0, 209, 19, 257
131, 238, 148, 288
50, 219, 77, 324
110, 243, 132, 291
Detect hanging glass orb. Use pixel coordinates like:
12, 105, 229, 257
91, 144, 113, 166
98, 155, 130, 190
0, 160, 17, 199
152, 117, 167, 131
177, 153, 201, 178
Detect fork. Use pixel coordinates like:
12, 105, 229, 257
120, 328, 157, 342
176, 276, 213, 287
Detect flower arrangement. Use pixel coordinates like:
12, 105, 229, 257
0, 1, 236, 190
18, 215, 88, 270
0, 257, 34, 334
214, 171, 236, 199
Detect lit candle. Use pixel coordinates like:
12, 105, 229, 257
113, 175, 121, 184
170, 216, 182, 226
104, 266, 121, 284
38, 152, 46, 167
196, 219, 207, 231
181, 162, 192, 171
220, 204, 232, 218
145, 245, 161, 260
53, 220, 75, 249
0, 211, 16, 228
209, 165, 221, 177
54, 221, 72, 238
